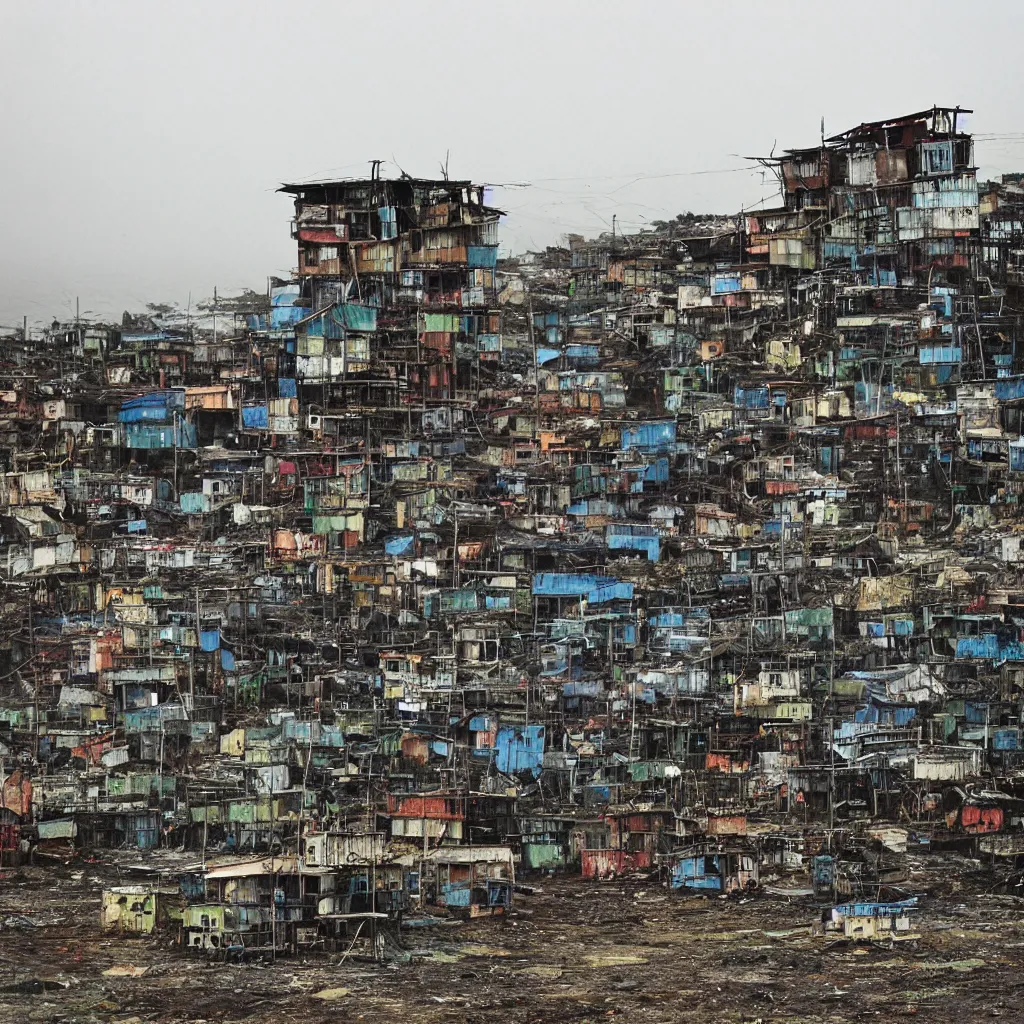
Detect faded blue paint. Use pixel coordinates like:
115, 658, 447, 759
565, 343, 600, 366
996, 378, 1024, 401
118, 391, 185, 423
965, 701, 992, 724
824, 241, 857, 259
486, 880, 512, 908
268, 303, 307, 327
180, 873, 206, 900
813, 855, 835, 894
956, 634, 1024, 662
128, 811, 160, 849
285, 719, 343, 746
588, 580, 634, 603
440, 884, 472, 907
179, 492, 211, 514
242, 405, 269, 429
854, 381, 892, 416
644, 458, 670, 483
833, 898, 917, 917
303, 303, 377, 338
719, 573, 750, 588
281, 719, 343, 747
533, 311, 562, 328
378, 206, 397, 240
615, 623, 637, 644
385, 534, 416, 556
671, 854, 722, 890
124, 704, 188, 733
495, 724, 545, 775
994, 728, 1020, 750
854, 703, 917, 727
733, 386, 770, 410
440, 589, 480, 613
563, 680, 601, 697
919, 344, 962, 364
650, 609, 710, 629
620, 421, 676, 452
533, 573, 604, 596
532, 573, 634, 603
567, 499, 622, 517
918, 140, 953, 174
121, 330, 179, 344
496, 472, 527, 496
124, 421, 197, 449
301, 315, 328, 338
606, 524, 660, 560
278, 377, 297, 398
468, 245, 498, 269
711, 273, 741, 295
335, 303, 378, 332
540, 651, 569, 677
320, 725, 345, 748
868, 268, 898, 287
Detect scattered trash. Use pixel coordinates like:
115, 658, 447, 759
311, 986, 351, 1000
103, 965, 150, 978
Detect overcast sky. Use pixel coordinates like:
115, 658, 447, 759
3, 0, 1024, 328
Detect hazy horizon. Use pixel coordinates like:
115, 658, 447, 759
3, 0, 1024, 328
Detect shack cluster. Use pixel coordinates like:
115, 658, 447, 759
3, 106, 1024, 954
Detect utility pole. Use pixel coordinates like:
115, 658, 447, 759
173, 410, 178, 495
526, 283, 539, 438
629, 654, 637, 763
828, 596, 836, 833
828, 713, 835, 832
452, 507, 459, 588
271, 855, 277, 960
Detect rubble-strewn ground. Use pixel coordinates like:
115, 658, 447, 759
3, 863, 1024, 1023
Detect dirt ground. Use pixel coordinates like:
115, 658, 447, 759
2, 860, 1024, 1023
